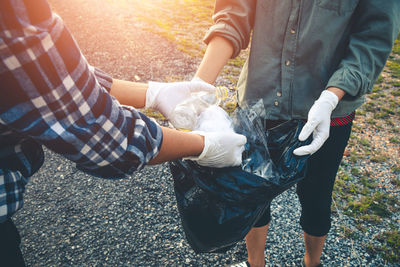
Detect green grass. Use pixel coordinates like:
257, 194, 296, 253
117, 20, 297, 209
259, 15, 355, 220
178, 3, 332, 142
375, 74, 384, 84
360, 138, 370, 147
390, 80, 400, 87
391, 177, 400, 186
334, 165, 400, 263
370, 153, 389, 163
350, 167, 361, 176
362, 101, 376, 112
387, 60, 400, 78
391, 88, 400, 96
366, 228, 400, 263
142, 109, 166, 121
129, 0, 215, 57
392, 165, 400, 173
229, 57, 246, 68
374, 110, 391, 119
340, 226, 360, 240
346, 191, 398, 218
333, 172, 372, 202
392, 37, 400, 55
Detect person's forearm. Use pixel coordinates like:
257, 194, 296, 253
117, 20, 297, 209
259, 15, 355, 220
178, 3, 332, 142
109, 79, 148, 108
148, 127, 204, 165
327, 87, 346, 101
195, 36, 234, 84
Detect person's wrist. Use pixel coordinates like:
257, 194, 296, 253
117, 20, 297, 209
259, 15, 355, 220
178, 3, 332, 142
146, 81, 161, 109
327, 87, 345, 100
196, 133, 206, 158
319, 90, 339, 111
191, 76, 207, 83
183, 131, 208, 160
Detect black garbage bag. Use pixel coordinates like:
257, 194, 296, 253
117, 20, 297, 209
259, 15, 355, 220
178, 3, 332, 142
169, 106, 312, 253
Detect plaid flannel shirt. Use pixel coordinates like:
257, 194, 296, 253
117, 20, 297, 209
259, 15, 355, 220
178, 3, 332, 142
0, 0, 163, 222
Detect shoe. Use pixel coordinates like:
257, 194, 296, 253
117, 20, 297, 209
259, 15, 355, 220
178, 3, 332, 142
229, 262, 250, 267
229, 261, 267, 267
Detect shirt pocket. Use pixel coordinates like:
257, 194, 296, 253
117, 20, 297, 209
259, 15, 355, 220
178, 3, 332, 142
316, 0, 359, 15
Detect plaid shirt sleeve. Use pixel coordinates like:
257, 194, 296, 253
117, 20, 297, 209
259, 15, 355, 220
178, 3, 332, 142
0, 0, 163, 178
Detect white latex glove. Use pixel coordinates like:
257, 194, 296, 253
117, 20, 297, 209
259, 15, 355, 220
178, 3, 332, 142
185, 131, 247, 168
293, 90, 339, 156
146, 80, 215, 119
191, 76, 207, 83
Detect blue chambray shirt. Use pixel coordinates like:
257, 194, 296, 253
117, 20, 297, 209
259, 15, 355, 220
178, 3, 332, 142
204, 0, 400, 120
0, 0, 163, 222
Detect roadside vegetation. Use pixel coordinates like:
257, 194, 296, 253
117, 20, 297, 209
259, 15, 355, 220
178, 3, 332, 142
333, 35, 400, 263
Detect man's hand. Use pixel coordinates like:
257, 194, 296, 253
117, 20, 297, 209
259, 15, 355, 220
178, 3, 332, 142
146, 80, 215, 120
293, 90, 339, 156
185, 131, 247, 168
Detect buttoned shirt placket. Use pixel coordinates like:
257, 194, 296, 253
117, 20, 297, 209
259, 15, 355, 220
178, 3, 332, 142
280, 0, 302, 118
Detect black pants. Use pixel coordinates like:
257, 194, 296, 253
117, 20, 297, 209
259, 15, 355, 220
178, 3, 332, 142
254, 122, 352, 236
0, 218, 26, 267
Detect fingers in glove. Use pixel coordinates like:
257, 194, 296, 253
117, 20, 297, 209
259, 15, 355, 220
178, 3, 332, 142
298, 119, 318, 141
293, 144, 313, 156
231, 134, 246, 166
234, 134, 247, 146
234, 145, 245, 165
293, 130, 328, 156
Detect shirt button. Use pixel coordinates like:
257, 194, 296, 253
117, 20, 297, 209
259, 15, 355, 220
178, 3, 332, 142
290, 29, 296, 34
274, 101, 279, 106
277, 92, 282, 97
285, 60, 291, 66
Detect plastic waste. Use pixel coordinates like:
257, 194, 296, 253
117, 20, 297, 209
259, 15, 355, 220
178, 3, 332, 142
169, 87, 229, 130
169, 101, 312, 253
195, 105, 234, 133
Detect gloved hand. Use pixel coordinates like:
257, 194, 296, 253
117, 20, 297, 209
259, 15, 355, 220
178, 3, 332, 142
293, 90, 339, 156
185, 131, 247, 168
146, 80, 215, 121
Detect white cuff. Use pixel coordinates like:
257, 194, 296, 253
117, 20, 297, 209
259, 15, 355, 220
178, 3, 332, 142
182, 131, 209, 161
146, 81, 162, 109
319, 90, 339, 110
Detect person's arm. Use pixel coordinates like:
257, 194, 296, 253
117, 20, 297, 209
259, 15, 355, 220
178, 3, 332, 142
91, 77, 205, 161
109, 79, 148, 108
325, 0, 400, 97
0, 0, 245, 178
195, 36, 234, 84
195, 0, 257, 84
109, 78, 215, 118
326, 87, 345, 101
294, 0, 400, 156
149, 128, 204, 165
108, 78, 246, 166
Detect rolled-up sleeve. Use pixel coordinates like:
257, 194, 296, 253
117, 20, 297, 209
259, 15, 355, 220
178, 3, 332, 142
326, 0, 400, 97
204, 0, 256, 58
0, 0, 162, 178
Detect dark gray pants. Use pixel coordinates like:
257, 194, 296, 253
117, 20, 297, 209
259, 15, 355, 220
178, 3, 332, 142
0, 218, 26, 267
254, 122, 352, 236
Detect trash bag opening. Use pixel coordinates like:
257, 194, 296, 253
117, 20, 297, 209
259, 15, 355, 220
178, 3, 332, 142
169, 100, 312, 253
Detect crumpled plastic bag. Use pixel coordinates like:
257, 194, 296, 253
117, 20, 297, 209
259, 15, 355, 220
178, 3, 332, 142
169, 87, 229, 130
169, 102, 311, 253
195, 105, 234, 133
